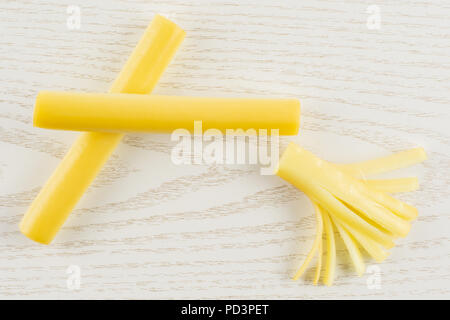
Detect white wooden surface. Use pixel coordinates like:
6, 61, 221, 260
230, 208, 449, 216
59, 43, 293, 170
0, 0, 449, 299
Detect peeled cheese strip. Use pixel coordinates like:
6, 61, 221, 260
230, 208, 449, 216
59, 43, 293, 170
19, 15, 185, 244
276, 143, 395, 248
329, 213, 365, 276
340, 221, 390, 263
322, 209, 336, 286
362, 177, 419, 193
280, 143, 415, 235
293, 202, 323, 281
34, 92, 301, 135
338, 148, 427, 178
296, 144, 416, 229
313, 236, 323, 285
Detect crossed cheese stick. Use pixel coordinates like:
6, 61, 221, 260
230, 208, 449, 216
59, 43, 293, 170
20, 15, 186, 244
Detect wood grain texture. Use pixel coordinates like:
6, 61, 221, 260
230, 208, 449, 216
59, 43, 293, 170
0, 0, 449, 299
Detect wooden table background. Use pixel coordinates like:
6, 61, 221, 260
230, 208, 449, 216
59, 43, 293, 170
0, 0, 449, 299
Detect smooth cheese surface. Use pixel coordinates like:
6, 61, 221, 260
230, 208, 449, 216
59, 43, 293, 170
19, 15, 185, 244
34, 92, 301, 135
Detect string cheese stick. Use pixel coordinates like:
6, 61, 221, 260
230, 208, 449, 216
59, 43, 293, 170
338, 148, 427, 178
362, 177, 419, 193
293, 202, 323, 281
329, 213, 365, 276
322, 209, 336, 286
20, 15, 185, 244
281, 143, 425, 284
33, 92, 301, 135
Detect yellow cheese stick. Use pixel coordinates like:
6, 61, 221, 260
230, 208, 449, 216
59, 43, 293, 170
20, 15, 185, 244
33, 92, 301, 135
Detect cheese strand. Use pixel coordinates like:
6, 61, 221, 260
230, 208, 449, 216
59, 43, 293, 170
322, 209, 336, 286
338, 148, 427, 178
293, 202, 323, 280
